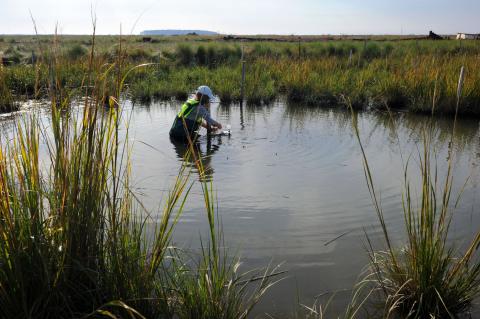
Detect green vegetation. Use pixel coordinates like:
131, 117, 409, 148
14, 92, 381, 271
0, 35, 278, 318
1, 35, 480, 115
348, 83, 480, 317
66, 43, 88, 60
366, 148, 480, 316
0, 32, 479, 318
0, 66, 16, 112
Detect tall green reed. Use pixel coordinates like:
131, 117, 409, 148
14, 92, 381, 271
346, 66, 480, 318
0, 27, 278, 318
162, 137, 283, 319
0, 63, 16, 112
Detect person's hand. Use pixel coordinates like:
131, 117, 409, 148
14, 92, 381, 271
216, 123, 223, 130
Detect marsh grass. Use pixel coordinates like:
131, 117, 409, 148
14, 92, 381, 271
166, 184, 282, 319
0, 34, 180, 316
3, 38, 480, 114
0, 28, 278, 318
161, 130, 284, 319
346, 66, 480, 317
0, 64, 17, 112
295, 278, 374, 319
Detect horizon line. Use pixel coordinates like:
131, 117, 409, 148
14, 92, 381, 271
0, 32, 462, 36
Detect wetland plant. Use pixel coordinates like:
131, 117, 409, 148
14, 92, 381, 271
0, 31, 277, 319
348, 76, 480, 317
362, 138, 480, 318
2, 38, 480, 114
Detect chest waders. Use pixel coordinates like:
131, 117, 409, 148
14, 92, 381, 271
169, 99, 203, 142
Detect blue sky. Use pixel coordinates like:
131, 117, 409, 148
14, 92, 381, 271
1, 0, 479, 35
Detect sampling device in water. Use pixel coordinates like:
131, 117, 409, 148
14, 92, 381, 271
208, 124, 231, 136
223, 124, 231, 136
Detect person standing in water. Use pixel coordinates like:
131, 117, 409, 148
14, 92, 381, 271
169, 85, 222, 143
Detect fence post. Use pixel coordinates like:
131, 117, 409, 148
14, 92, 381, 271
298, 37, 302, 58
240, 45, 246, 102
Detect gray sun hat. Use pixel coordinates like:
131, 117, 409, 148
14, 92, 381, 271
196, 85, 216, 101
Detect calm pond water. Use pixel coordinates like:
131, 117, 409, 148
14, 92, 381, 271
2, 100, 480, 317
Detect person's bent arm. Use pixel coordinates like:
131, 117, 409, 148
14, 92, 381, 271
198, 106, 222, 130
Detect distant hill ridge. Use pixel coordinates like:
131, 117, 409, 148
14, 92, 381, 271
140, 30, 219, 36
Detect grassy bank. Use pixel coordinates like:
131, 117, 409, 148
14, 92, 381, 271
1, 36, 480, 115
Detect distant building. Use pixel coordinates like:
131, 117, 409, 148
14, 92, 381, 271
456, 33, 480, 40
